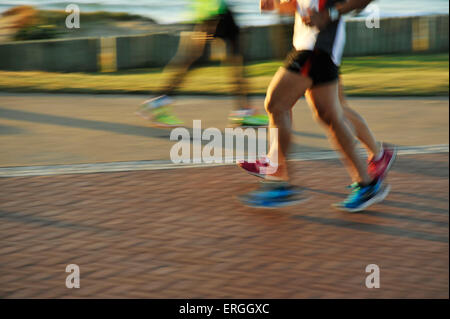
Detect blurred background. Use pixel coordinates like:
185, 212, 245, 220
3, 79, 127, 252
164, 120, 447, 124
0, 0, 448, 78
1, 0, 449, 26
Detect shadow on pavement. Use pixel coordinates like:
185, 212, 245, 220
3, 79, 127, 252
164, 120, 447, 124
291, 214, 448, 243
304, 187, 449, 216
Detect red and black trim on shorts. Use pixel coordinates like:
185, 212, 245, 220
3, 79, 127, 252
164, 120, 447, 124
283, 49, 339, 86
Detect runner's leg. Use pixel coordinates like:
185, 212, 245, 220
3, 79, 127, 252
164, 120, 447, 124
138, 23, 210, 126
339, 80, 381, 158
228, 37, 249, 110
339, 80, 397, 180
264, 67, 312, 181
307, 81, 372, 185
160, 24, 209, 95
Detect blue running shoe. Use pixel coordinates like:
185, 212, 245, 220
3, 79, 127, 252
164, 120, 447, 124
238, 182, 309, 208
333, 179, 391, 213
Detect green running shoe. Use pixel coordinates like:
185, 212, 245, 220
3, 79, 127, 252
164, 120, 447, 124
151, 107, 184, 128
228, 109, 249, 124
241, 114, 269, 127
229, 109, 269, 127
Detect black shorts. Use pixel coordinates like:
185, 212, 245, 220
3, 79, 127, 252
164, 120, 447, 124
284, 49, 339, 86
200, 10, 241, 55
201, 10, 240, 41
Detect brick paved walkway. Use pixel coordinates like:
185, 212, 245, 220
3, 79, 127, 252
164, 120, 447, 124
0, 153, 448, 298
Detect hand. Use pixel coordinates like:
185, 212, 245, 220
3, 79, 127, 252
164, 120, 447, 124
302, 8, 331, 30
260, 0, 275, 11
335, 2, 345, 12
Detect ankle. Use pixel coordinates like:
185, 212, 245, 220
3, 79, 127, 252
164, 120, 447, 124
357, 178, 378, 188
265, 163, 288, 181
372, 143, 384, 161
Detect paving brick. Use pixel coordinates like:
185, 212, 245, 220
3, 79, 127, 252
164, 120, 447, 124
0, 154, 448, 298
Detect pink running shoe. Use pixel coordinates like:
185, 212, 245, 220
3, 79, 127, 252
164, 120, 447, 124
368, 144, 397, 179
237, 157, 277, 179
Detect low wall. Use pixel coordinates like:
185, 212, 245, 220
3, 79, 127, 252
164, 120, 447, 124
0, 15, 448, 72
115, 32, 180, 70
344, 15, 449, 55
0, 37, 99, 72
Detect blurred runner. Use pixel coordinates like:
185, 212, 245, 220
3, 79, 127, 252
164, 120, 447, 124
238, 0, 394, 211
137, 0, 269, 127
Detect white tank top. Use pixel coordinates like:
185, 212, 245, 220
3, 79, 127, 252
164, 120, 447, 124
293, 0, 346, 66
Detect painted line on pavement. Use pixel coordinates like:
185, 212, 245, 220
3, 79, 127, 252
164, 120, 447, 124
0, 144, 448, 177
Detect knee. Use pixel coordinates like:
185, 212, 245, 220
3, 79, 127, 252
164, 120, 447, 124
315, 107, 342, 128
344, 106, 365, 124
264, 94, 285, 116
314, 108, 332, 126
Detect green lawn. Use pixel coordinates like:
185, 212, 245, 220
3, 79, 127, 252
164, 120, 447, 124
0, 53, 448, 96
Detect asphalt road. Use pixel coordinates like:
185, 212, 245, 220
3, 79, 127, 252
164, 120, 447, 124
0, 94, 448, 166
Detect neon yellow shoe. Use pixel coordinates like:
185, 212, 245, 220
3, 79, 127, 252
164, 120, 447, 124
241, 113, 269, 127
151, 107, 184, 128
136, 96, 183, 127
229, 109, 269, 127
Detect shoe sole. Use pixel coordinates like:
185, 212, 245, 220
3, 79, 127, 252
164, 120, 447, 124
135, 111, 184, 128
237, 193, 311, 209
333, 183, 391, 213
228, 122, 268, 128
237, 164, 266, 179
235, 123, 269, 128
237, 164, 285, 182
149, 122, 184, 128
135, 110, 150, 120
384, 146, 397, 177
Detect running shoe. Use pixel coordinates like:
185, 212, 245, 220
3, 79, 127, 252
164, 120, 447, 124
238, 182, 309, 208
150, 107, 184, 127
229, 109, 252, 124
229, 109, 269, 127
144, 95, 173, 109
241, 114, 269, 127
136, 95, 183, 127
368, 143, 397, 179
237, 156, 278, 179
333, 179, 391, 213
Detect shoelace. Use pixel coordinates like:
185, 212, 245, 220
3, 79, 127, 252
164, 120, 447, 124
347, 182, 359, 189
345, 183, 363, 202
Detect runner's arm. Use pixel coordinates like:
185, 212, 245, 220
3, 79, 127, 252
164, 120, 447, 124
260, 0, 297, 15
304, 0, 375, 30
335, 0, 373, 15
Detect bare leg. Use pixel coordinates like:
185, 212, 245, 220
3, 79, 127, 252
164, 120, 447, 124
160, 26, 208, 95
339, 80, 381, 158
307, 81, 372, 185
265, 67, 312, 181
226, 35, 250, 110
